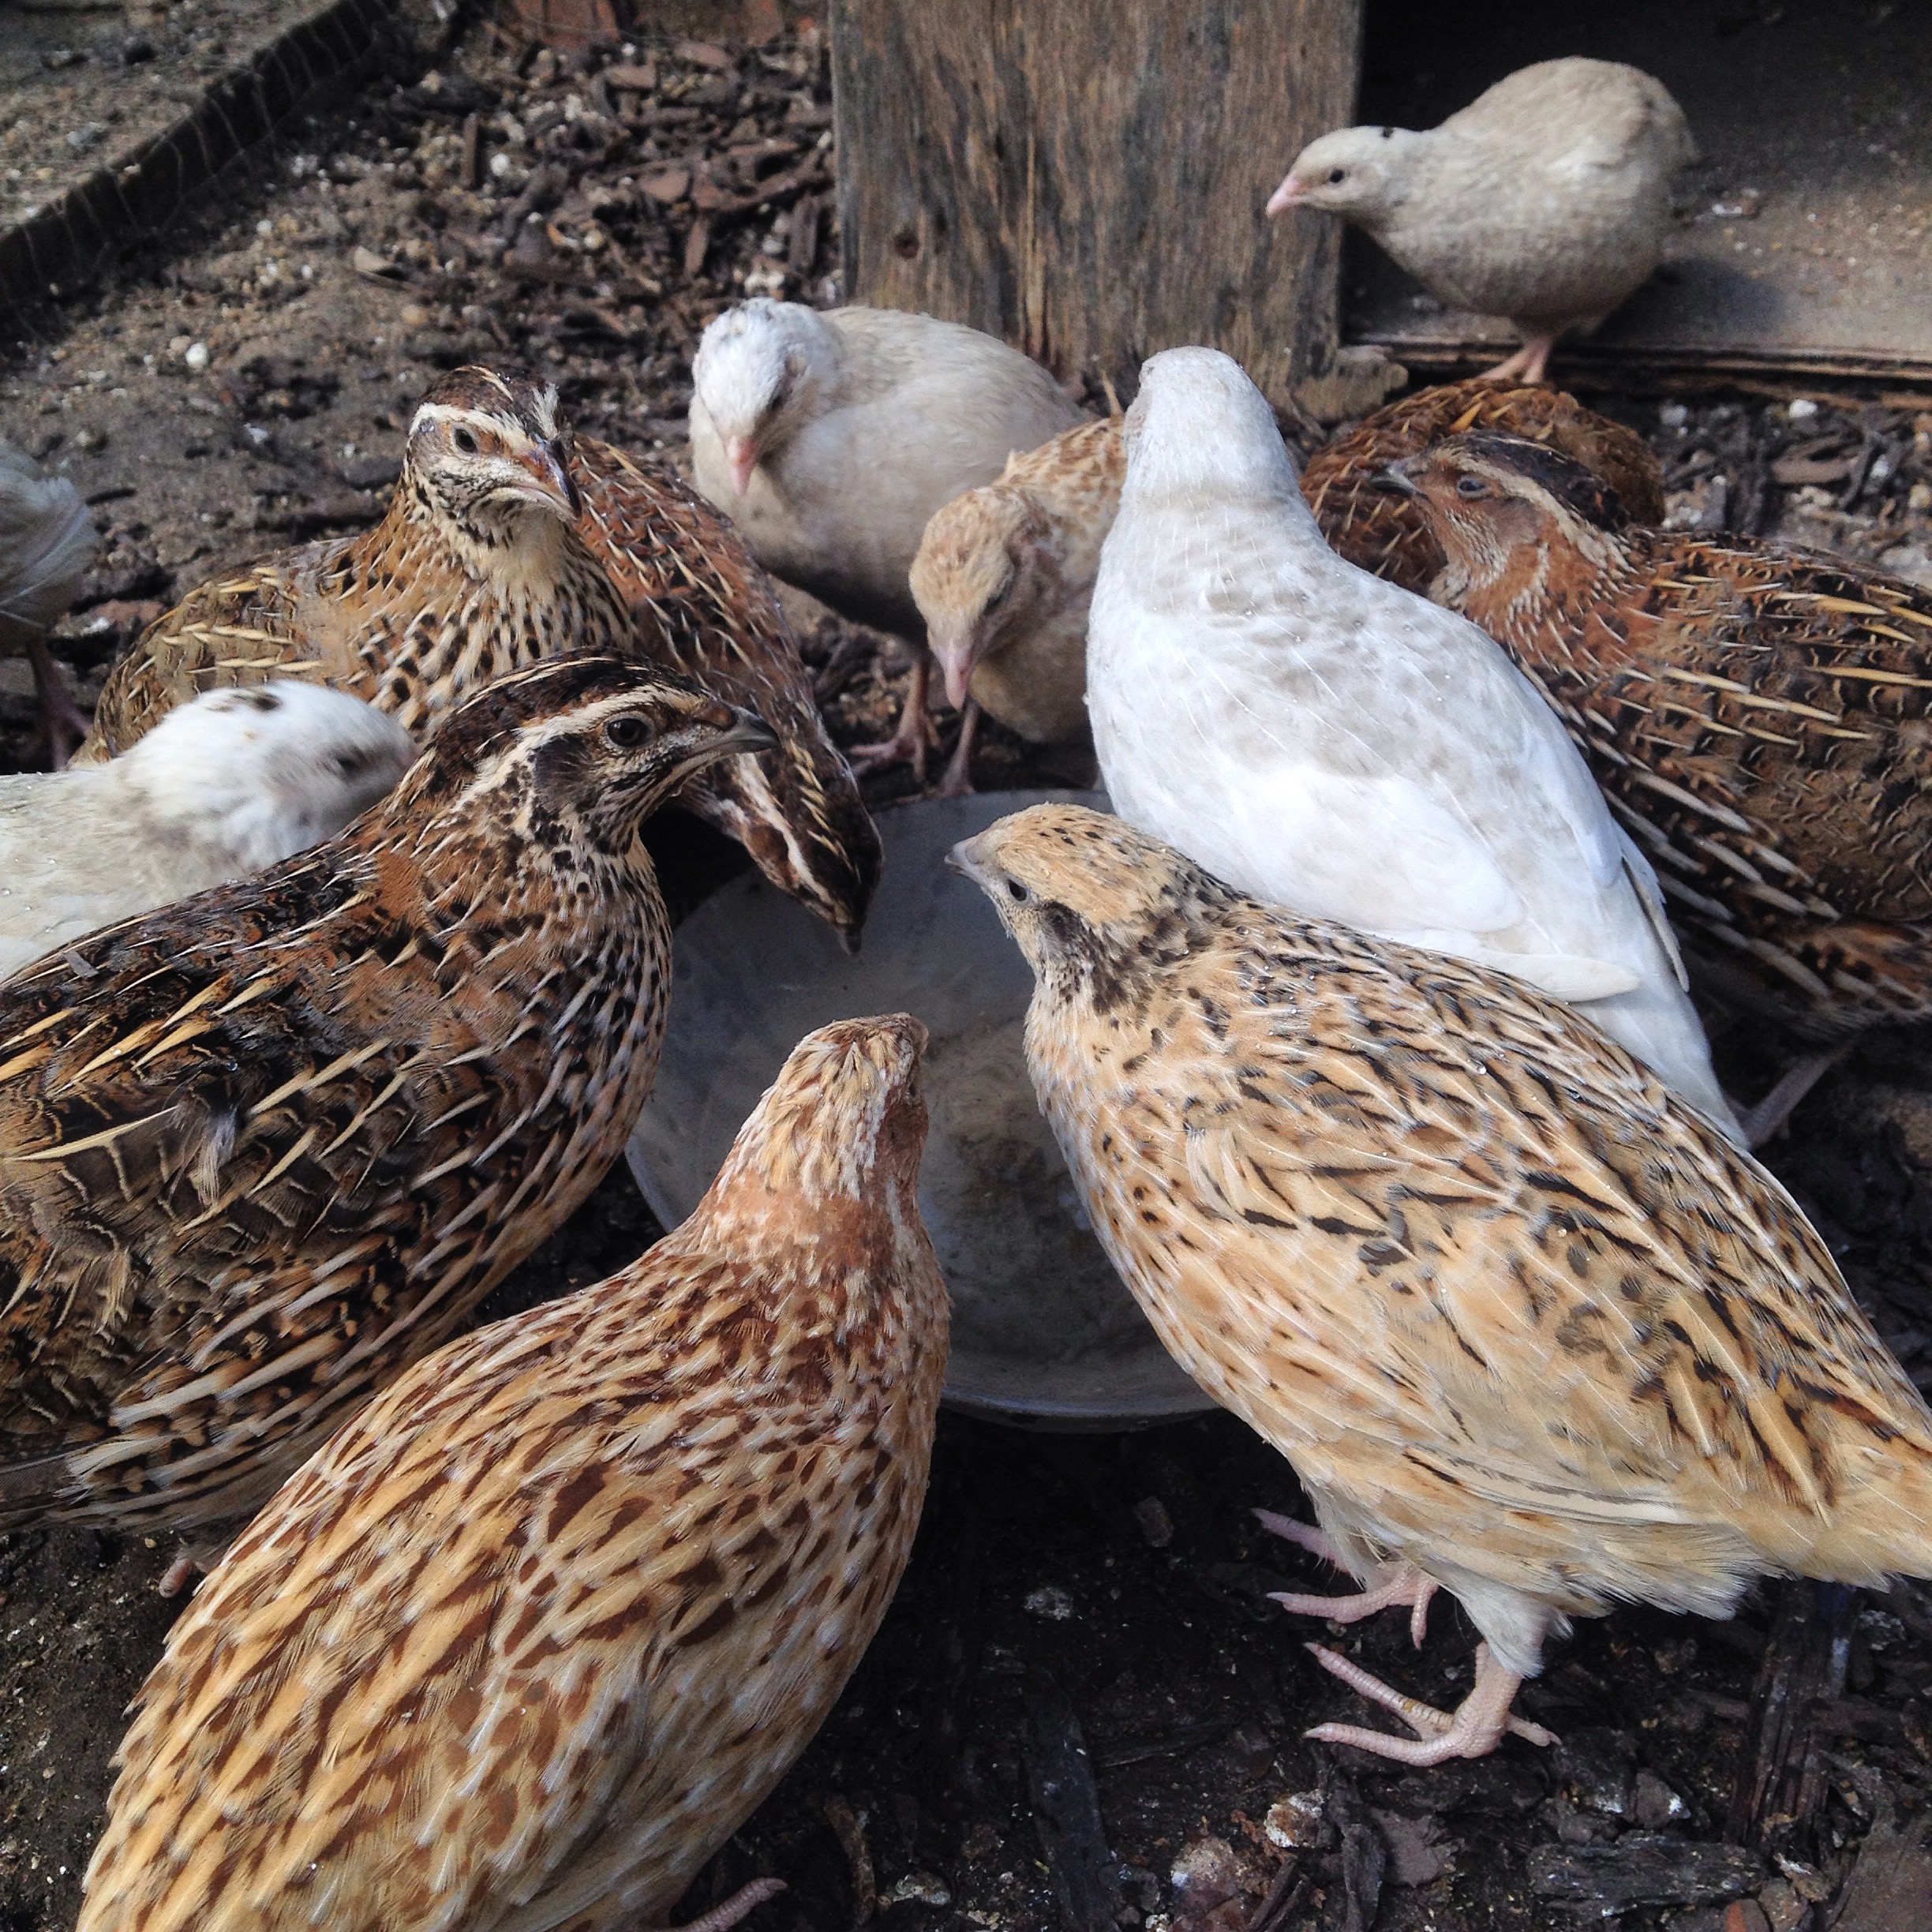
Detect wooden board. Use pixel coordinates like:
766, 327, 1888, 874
1344, 0, 1932, 388
829, 0, 1363, 411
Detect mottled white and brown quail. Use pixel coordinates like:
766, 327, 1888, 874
79, 1013, 949, 1932
1392, 430, 1932, 1136
80, 366, 878, 942
0, 653, 771, 1539
957, 803, 1932, 1764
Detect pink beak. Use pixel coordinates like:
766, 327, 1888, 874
1265, 174, 1307, 217
723, 434, 760, 498
931, 636, 977, 713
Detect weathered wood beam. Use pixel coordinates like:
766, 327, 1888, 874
829, 0, 1364, 411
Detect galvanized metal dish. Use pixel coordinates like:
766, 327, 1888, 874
627, 788, 1215, 1429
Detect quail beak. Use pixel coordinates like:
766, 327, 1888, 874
945, 833, 995, 893
514, 438, 582, 520
930, 632, 980, 713
1264, 174, 1308, 217
703, 711, 780, 762
1375, 460, 1423, 498
722, 433, 762, 498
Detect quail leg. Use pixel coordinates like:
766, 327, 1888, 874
1738, 1046, 1855, 1147
1256, 1508, 1438, 1647
1477, 334, 1558, 386
25, 634, 92, 769
846, 657, 941, 784
1304, 1641, 1556, 1765
665, 1878, 787, 1932
934, 698, 983, 799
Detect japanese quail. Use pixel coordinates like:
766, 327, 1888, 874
956, 803, 1932, 1764
1269, 59, 1696, 384
0, 680, 411, 983
1392, 429, 1932, 1138
1086, 347, 1736, 1139
0, 655, 771, 1539
0, 434, 98, 765
79, 1014, 947, 1932
908, 417, 1121, 794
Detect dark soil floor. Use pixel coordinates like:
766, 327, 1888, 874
2, 10, 1932, 1932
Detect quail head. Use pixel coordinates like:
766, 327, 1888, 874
0, 653, 772, 1539
1269, 59, 1695, 384
571, 435, 880, 945
1087, 346, 1736, 1139
1299, 376, 1664, 593
80, 1013, 948, 1932
1391, 429, 1932, 1138
0, 434, 99, 765
0, 681, 413, 983
78, 367, 876, 945
957, 803, 1932, 1763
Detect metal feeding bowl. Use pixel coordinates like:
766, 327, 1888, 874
627, 788, 1215, 1430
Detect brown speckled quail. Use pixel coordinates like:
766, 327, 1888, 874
571, 435, 880, 944
957, 803, 1932, 1764
1391, 430, 1932, 1136
1301, 377, 1663, 591
0, 653, 771, 1538
79, 1014, 948, 1932
80, 367, 877, 944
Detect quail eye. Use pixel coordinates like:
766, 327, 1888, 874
1005, 878, 1030, 904
605, 716, 650, 751
1455, 476, 1490, 499
454, 427, 480, 455
1327, 168, 1346, 184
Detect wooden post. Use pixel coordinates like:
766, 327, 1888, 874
828, 0, 1364, 413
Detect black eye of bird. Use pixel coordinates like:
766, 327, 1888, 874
604, 716, 649, 751
1006, 878, 1030, 904
1455, 476, 1490, 498
454, 427, 480, 455
1327, 168, 1346, 184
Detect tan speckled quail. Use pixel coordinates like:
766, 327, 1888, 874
1391, 431, 1932, 1136
1300, 377, 1663, 592
957, 804, 1932, 1764
0, 654, 772, 1538
79, 1014, 948, 1932
80, 366, 878, 944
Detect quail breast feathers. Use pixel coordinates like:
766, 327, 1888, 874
77, 367, 875, 945
1086, 348, 1735, 1139
1395, 433, 1932, 1065
1270, 59, 1696, 385
0, 654, 771, 1536
80, 1013, 948, 1932
957, 803, 1932, 1761
0, 682, 412, 983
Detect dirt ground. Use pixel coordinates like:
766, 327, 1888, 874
2, 9, 1932, 1932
